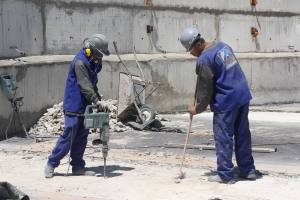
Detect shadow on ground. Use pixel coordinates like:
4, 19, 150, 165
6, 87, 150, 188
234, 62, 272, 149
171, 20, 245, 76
87, 165, 135, 178
53, 165, 135, 178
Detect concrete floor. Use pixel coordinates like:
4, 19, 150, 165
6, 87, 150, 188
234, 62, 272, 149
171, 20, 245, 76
0, 108, 300, 200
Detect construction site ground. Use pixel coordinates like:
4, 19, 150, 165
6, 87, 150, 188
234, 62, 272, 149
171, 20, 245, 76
1, 104, 300, 200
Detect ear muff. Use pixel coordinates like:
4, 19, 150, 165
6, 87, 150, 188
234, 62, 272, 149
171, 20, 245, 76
85, 48, 92, 57
83, 38, 92, 57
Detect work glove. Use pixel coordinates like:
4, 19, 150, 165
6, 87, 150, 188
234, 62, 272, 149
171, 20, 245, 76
96, 100, 110, 112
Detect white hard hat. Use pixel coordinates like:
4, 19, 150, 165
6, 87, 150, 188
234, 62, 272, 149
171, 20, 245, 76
179, 27, 201, 51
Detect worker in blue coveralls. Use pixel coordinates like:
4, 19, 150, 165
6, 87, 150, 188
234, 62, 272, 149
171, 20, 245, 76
179, 27, 256, 184
44, 34, 110, 178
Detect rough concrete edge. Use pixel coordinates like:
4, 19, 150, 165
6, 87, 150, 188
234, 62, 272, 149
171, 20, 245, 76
21, 0, 300, 16
237, 52, 300, 59
1, 52, 300, 68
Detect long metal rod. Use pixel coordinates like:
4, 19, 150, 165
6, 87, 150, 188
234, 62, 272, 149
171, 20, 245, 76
164, 143, 277, 153
15, 108, 28, 137
133, 47, 146, 104
113, 41, 132, 77
133, 46, 145, 81
178, 114, 193, 174
4, 111, 14, 140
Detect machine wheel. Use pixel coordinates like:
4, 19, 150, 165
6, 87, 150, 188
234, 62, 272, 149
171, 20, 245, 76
140, 105, 156, 123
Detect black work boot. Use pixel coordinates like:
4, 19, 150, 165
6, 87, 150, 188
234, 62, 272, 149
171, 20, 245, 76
239, 169, 257, 180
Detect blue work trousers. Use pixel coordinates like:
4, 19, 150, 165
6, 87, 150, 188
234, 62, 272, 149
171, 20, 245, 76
213, 103, 255, 181
47, 114, 88, 171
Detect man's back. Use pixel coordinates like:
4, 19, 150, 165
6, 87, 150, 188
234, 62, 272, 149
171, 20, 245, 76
197, 42, 252, 112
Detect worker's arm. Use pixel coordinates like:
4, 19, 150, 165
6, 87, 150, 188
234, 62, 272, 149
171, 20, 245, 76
194, 61, 214, 114
74, 60, 100, 104
93, 83, 102, 101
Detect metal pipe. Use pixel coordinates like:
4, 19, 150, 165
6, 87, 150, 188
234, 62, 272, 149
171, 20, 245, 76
164, 143, 277, 153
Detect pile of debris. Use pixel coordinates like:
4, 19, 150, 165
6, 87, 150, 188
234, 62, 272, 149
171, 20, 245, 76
29, 100, 130, 136
29, 102, 64, 136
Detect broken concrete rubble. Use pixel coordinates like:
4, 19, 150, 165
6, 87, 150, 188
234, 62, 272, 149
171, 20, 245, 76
29, 100, 131, 136
28, 102, 64, 136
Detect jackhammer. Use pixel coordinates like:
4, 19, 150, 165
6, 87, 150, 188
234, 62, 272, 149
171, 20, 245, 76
84, 105, 110, 178
0, 74, 28, 139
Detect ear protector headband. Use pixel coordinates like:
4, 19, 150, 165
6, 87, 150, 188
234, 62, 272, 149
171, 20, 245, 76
83, 38, 92, 57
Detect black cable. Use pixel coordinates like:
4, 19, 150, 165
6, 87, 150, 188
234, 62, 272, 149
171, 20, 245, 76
254, 7, 261, 30
85, 141, 297, 153
252, 6, 261, 30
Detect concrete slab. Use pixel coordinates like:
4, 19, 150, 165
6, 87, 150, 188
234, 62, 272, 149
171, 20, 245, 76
0, 111, 300, 199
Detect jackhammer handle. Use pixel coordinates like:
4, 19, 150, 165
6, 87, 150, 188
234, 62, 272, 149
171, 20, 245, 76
84, 105, 103, 115
84, 104, 97, 112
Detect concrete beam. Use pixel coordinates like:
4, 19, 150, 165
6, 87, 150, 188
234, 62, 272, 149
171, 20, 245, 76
23, 0, 300, 15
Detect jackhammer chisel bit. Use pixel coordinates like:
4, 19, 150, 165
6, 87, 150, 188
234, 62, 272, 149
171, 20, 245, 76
102, 143, 108, 178
104, 158, 107, 178
85, 105, 110, 178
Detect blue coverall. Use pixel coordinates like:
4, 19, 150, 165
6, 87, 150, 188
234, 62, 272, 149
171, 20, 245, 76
195, 42, 255, 181
47, 49, 102, 171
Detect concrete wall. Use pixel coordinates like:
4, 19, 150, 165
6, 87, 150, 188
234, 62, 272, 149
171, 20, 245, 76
238, 54, 300, 104
0, 56, 70, 139
1, 53, 300, 138
1, 0, 300, 138
1, 0, 300, 58
0, 0, 44, 58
